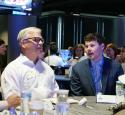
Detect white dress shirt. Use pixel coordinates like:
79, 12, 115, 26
1, 54, 59, 100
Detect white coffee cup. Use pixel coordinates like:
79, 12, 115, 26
29, 100, 44, 115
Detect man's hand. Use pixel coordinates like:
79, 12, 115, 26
7, 95, 21, 108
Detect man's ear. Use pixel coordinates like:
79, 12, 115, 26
101, 43, 105, 51
19, 42, 25, 48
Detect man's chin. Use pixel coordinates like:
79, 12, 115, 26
88, 56, 94, 60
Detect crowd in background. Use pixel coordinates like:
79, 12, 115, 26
40, 40, 125, 75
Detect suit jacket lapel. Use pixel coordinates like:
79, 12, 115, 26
101, 57, 111, 93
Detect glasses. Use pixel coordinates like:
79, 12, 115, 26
23, 37, 44, 44
0, 44, 7, 48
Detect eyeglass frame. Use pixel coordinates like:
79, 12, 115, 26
0, 44, 7, 48
21, 37, 44, 44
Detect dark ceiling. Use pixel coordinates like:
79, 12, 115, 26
0, 0, 125, 16
42, 0, 125, 16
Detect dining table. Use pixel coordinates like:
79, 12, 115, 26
45, 96, 114, 115
0, 96, 114, 115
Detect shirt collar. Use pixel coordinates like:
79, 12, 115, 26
91, 55, 104, 67
18, 53, 40, 67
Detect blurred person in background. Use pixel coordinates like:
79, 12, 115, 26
0, 39, 7, 100
116, 46, 125, 72
44, 42, 66, 75
0, 39, 7, 55
44, 42, 64, 67
0, 39, 7, 74
118, 46, 125, 63
69, 44, 85, 66
1, 27, 59, 108
68, 44, 86, 76
115, 47, 122, 63
105, 43, 118, 60
67, 46, 74, 60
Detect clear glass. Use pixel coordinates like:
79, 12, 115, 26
116, 81, 125, 103
29, 101, 44, 115
20, 90, 31, 114
55, 90, 70, 115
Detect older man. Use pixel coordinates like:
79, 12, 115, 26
1, 27, 59, 108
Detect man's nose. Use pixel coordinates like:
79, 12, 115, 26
38, 40, 43, 45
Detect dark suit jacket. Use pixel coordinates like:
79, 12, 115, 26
70, 57, 124, 96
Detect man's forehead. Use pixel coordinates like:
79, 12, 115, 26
85, 40, 98, 44
26, 31, 42, 37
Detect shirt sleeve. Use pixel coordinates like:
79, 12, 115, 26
1, 67, 21, 99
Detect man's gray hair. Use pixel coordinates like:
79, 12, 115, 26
17, 27, 41, 42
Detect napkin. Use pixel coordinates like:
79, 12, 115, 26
96, 94, 116, 104
42, 98, 79, 104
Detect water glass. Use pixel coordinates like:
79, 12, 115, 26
55, 90, 70, 115
116, 81, 125, 103
29, 100, 44, 115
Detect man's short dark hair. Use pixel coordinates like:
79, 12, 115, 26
84, 33, 104, 45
